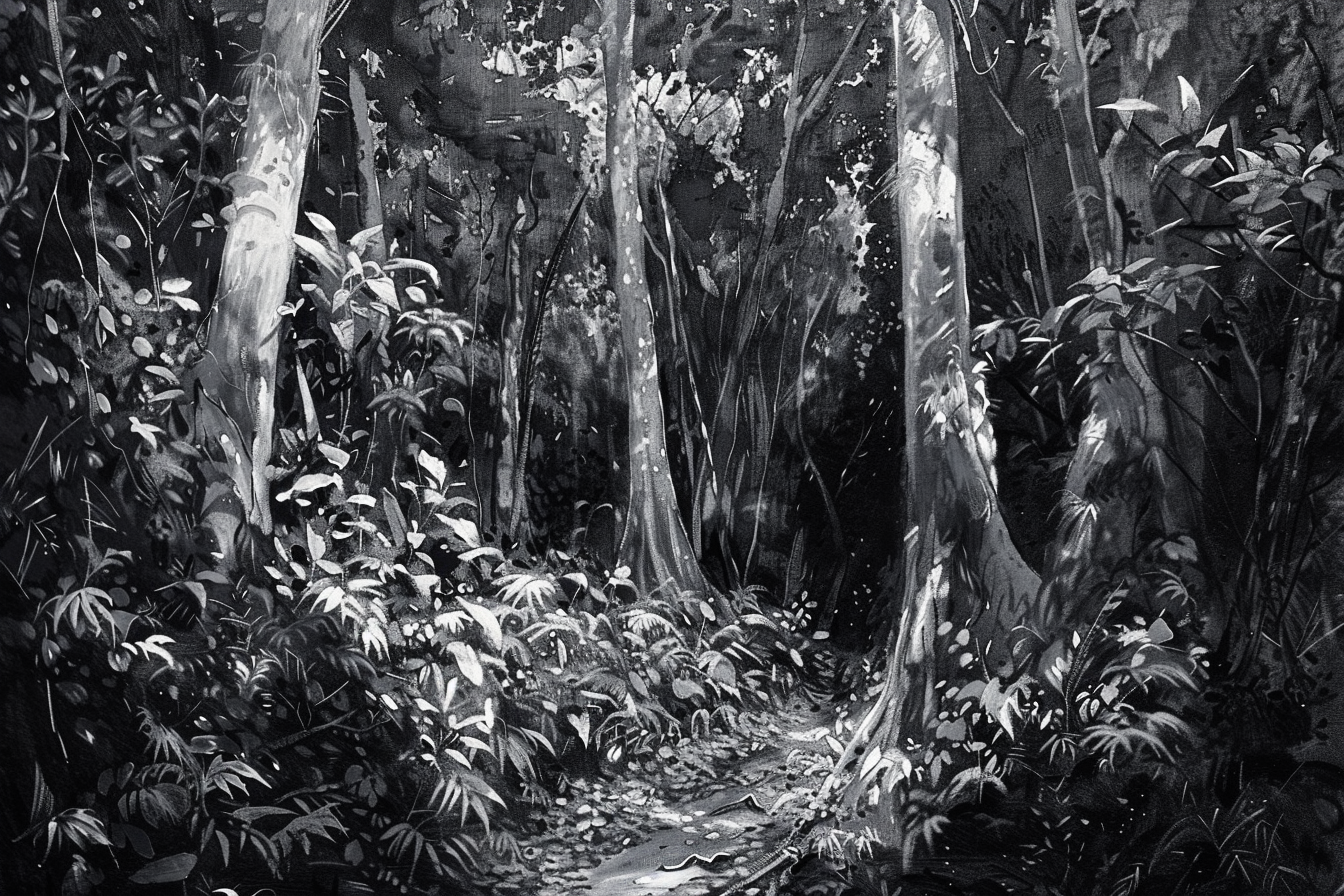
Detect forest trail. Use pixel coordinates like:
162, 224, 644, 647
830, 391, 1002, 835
478, 684, 840, 896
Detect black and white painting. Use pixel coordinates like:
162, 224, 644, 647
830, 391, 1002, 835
2, 0, 1344, 892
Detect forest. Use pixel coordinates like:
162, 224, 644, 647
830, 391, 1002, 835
2, 0, 1344, 892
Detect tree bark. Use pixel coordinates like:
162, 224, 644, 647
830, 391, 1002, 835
1047, 0, 1114, 270
1040, 0, 1196, 628
693, 7, 870, 585
495, 197, 530, 537
192, 0, 323, 553
603, 0, 709, 595
1232, 202, 1344, 670
757, 7, 871, 271
829, 0, 1039, 821
347, 57, 386, 262
645, 182, 711, 551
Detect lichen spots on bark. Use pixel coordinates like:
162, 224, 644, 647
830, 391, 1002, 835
191, 0, 325, 562
826, 0, 1040, 825
602, 0, 709, 596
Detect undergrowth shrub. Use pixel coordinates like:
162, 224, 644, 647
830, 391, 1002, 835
803, 127, 1344, 896
1, 181, 811, 895
809, 539, 1342, 896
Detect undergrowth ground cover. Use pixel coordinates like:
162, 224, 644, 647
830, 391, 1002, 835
5, 131, 1344, 896
4, 1, 1344, 894
0, 451, 821, 893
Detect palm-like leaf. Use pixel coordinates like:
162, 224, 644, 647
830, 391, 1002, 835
494, 573, 556, 613
397, 307, 473, 358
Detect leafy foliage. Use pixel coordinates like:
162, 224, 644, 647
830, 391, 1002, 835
2, 1, 1344, 895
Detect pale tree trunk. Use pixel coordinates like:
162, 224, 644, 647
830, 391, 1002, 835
1097, 0, 1193, 263
193, 0, 323, 559
827, 0, 1038, 826
603, 0, 709, 596
1047, 335, 1173, 609
645, 182, 713, 558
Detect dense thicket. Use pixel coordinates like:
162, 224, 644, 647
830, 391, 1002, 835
2, 0, 1344, 893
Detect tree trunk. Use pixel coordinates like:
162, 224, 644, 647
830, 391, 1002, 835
693, 7, 871, 586
828, 0, 1039, 825
347, 58, 386, 262
1039, 0, 1195, 628
603, 0, 709, 596
192, 0, 323, 555
757, 7, 871, 271
411, 156, 429, 261
495, 197, 530, 538
1047, 0, 1114, 270
1232, 204, 1344, 671
645, 182, 711, 553
512, 187, 590, 542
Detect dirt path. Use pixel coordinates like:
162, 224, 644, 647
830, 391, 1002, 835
477, 690, 840, 896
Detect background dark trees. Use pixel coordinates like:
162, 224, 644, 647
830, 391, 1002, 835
2, 0, 1344, 893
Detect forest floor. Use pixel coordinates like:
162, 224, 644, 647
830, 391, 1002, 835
475, 678, 841, 896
